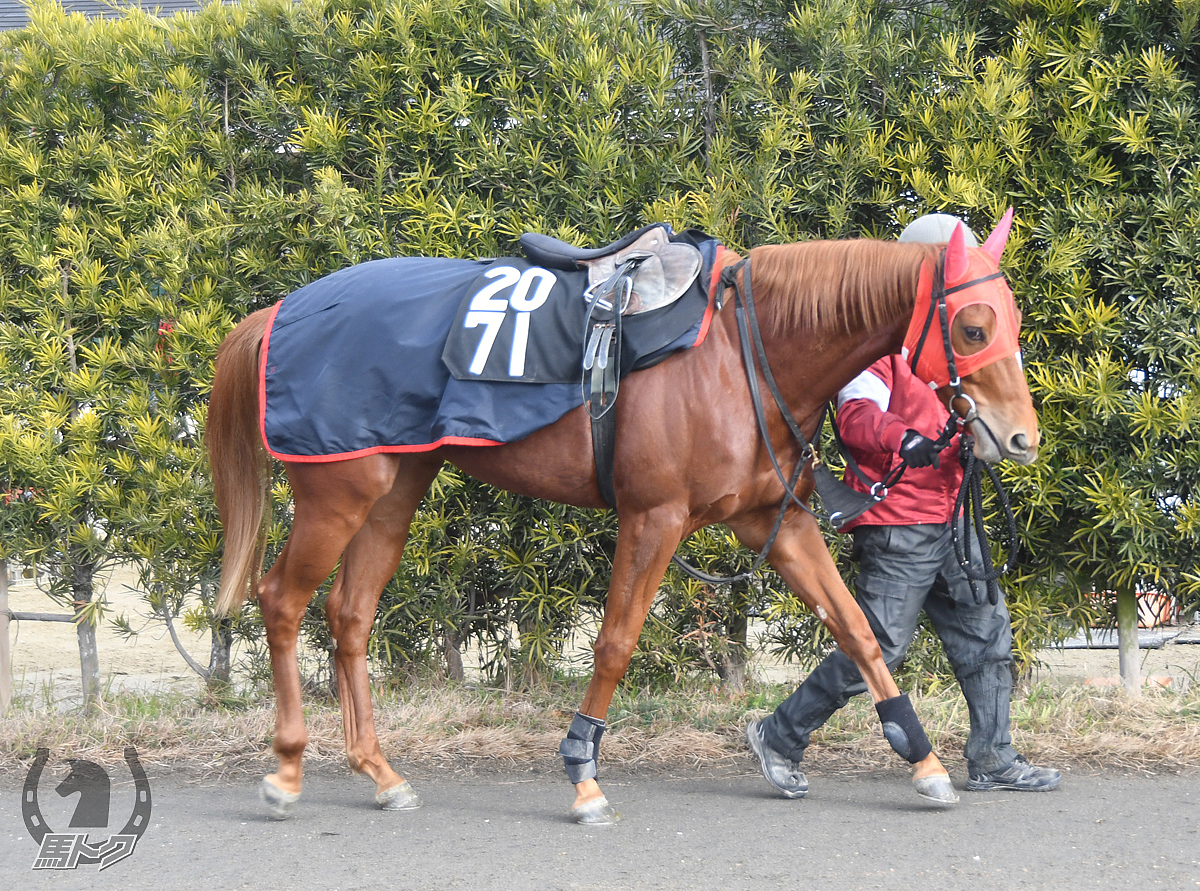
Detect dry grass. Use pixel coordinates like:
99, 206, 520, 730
2, 680, 1197, 779
797, 684, 1200, 776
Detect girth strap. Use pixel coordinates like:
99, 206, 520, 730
591, 408, 617, 509
584, 261, 636, 509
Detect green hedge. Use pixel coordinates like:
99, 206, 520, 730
0, 0, 1197, 690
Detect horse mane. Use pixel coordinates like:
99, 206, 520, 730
748, 239, 941, 337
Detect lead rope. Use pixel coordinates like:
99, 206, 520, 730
827, 396, 958, 501
672, 253, 1022, 598
952, 435, 1020, 605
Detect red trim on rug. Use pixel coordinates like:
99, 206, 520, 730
258, 244, 725, 464
692, 244, 725, 347
267, 436, 505, 464
258, 299, 284, 455
259, 300, 505, 462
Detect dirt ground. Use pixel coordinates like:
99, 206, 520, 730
3, 564, 211, 706
1033, 638, 1200, 688
4, 563, 1200, 708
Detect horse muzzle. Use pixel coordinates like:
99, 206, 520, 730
967, 417, 1038, 465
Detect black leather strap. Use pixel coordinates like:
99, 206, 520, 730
671, 260, 817, 585
810, 463, 879, 529
592, 407, 618, 509
585, 266, 632, 510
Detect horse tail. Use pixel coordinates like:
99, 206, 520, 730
208, 307, 273, 616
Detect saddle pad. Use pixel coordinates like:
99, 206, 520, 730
441, 259, 592, 383
260, 244, 722, 462
443, 228, 720, 383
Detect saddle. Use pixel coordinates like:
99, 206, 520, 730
520, 223, 708, 510
520, 223, 702, 315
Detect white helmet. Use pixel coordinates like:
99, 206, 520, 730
898, 213, 979, 248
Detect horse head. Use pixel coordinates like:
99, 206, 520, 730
902, 209, 1038, 465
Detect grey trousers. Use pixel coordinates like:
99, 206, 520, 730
761, 523, 1018, 774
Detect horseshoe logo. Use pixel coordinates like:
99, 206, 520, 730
22, 746, 152, 870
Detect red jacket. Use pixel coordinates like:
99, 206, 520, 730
836, 355, 962, 529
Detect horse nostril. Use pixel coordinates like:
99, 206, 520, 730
1010, 432, 1029, 454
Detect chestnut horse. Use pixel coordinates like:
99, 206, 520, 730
207, 217, 1037, 823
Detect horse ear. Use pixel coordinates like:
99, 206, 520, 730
944, 221, 970, 282
981, 207, 1014, 263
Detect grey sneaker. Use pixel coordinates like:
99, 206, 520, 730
967, 755, 1061, 792
746, 719, 808, 799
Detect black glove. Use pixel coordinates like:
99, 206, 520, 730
899, 429, 941, 468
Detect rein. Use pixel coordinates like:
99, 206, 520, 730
671, 259, 815, 585
672, 255, 899, 585
673, 253, 1020, 601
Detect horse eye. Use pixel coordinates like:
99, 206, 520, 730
964, 326, 986, 343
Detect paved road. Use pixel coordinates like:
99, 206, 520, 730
1, 765, 1197, 890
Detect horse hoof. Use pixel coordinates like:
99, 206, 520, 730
376, 780, 422, 811
259, 778, 301, 820
569, 795, 621, 825
914, 774, 959, 806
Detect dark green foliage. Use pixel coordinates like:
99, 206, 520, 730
947, 0, 1200, 658
371, 468, 617, 686
1, 0, 1197, 695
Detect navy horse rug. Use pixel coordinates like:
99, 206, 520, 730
260, 226, 724, 461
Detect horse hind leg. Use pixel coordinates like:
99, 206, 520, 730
257, 456, 399, 819
257, 534, 346, 819
325, 456, 441, 811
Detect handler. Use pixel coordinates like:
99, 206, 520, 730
746, 214, 1060, 797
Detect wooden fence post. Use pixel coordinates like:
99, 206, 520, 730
1116, 583, 1141, 697
0, 561, 88, 710
1, 559, 12, 713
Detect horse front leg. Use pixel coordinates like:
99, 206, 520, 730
564, 506, 686, 824
730, 511, 958, 805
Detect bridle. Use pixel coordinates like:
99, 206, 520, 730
904, 253, 1020, 604
673, 251, 1020, 604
